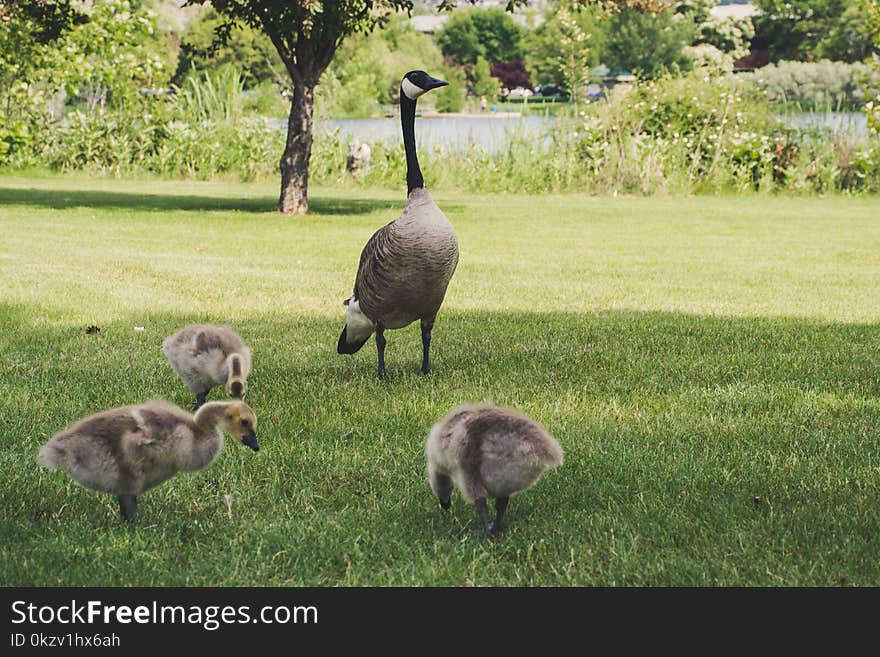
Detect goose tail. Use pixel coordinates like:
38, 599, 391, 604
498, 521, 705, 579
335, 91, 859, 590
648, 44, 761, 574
337, 298, 375, 355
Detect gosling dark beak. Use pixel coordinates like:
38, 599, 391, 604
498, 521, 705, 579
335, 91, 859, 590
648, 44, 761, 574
439, 499, 451, 511
425, 76, 448, 90
242, 432, 259, 452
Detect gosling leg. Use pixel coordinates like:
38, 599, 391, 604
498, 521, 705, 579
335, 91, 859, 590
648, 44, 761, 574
118, 495, 138, 522
474, 497, 492, 538
420, 319, 434, 375
191, 392, 206, 412
490, 496, 509, 535
376, 322, 387, 381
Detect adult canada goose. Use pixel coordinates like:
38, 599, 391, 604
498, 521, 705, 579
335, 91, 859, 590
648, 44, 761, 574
426, 404, 563, 537
337, 70, 459, 380
37, 400, 258, 521
163, 324, 251, 410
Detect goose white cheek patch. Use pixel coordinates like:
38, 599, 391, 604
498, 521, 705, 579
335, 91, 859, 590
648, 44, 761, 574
401, 78, 427, 100
346, 299, 375, 343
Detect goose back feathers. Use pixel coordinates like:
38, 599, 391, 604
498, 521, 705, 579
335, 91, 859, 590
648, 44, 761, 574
354, 188, 459, 330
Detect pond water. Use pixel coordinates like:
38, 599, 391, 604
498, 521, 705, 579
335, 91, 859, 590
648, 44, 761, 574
299, 111, 868, 154
776, 111, 867, 135
317, 115, 555, 154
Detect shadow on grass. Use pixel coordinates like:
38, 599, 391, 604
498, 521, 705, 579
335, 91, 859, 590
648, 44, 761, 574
2, 305, 879, 585
1, 304, 877, 407
0, 186, 403, 216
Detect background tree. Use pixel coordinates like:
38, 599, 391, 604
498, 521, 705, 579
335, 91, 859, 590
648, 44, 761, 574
554, 5, 592, 107
819, 1, 876, 62
753, 0, 872, 63
674, 0, 754, 60
317, 15, 445, 119
54, 0, 171, 112
184, 0, 669, 214
523, 4, 602, 89
433, 66, 467, 113
0, 1, 84, 106
602, 5, 694, 78
436, 7, 524, 66
491, 59, 531, 89
173, 8, 284, 88
863, 0, 880, 133
471, 56, 501, 97
185, 0, 415, 214
435, 9, 483, 65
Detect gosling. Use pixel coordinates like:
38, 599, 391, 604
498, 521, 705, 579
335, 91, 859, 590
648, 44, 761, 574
426, 403, 563, 537
37, 400, 259, 522
163, 324, 251, 410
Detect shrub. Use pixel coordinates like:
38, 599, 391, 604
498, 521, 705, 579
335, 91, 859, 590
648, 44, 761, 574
753, 60, 880, 110
49, 107, 169, 175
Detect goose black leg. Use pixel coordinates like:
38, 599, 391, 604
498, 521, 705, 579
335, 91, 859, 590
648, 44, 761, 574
191, 393, 206, 412
375, 322, 387, 380
118, 495, 138, 522
490, 496, 509, 535
420, 318, 434, 375
474, 497, 492, 538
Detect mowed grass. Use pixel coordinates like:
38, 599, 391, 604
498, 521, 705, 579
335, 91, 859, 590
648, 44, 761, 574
1, 174, 879, 586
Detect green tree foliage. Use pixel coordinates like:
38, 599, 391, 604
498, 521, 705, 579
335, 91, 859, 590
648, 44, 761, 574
173, 8, 284, 87
1, 0, 168, 162
436, 8, 524, 66
315, 16, 445, 118
524, 4, 601, 89
183, 0, 417, 213
602, 6, 694, 79
674, 0, 754, 59
753, 0, 874, 63
54, 0, 171, 111
434, 67, 467, 112
0, 0, 84, 160
472, 56, 501, 97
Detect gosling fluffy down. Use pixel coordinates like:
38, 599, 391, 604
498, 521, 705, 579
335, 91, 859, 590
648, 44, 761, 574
163, 324, 252, 410
426, 403, 563, 537
37, 400, 258, 521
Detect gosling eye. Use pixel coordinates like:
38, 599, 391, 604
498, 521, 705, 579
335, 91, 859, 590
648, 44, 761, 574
241, 419, 250, 428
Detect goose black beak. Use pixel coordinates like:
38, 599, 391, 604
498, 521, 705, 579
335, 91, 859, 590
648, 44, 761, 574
439, 499, 451, 511
242, 432, 259, 452
425, 76, 448, 90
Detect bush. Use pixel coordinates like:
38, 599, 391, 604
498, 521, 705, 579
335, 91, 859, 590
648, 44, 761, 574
753, 60, 880, 110
48, 107, 169, 175
151, 119, 277, 180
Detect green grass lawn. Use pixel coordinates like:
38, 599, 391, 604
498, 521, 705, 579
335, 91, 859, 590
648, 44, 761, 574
1, 174, 879, 586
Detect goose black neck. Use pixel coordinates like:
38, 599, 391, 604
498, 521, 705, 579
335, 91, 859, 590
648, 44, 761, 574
400, 90, 423, 194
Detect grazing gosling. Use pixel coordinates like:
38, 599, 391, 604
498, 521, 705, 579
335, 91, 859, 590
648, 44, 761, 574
37, 400, 259, 522
426, 404, 563, 537
163, 324, 252, 410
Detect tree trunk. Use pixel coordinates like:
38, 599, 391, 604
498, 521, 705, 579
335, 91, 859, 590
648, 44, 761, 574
278, 81, 315, 214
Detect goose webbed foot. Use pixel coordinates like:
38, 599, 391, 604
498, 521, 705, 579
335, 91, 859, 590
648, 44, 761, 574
191, 393, 206, 412
118, 495, 138, 522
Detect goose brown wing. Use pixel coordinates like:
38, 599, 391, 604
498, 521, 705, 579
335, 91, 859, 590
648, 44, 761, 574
353, 220, 395, 305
